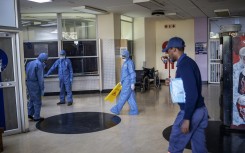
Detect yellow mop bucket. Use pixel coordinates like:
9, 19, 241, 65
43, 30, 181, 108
104, 83, 122, 102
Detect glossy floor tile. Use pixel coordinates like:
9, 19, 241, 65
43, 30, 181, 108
2, 84, 239, 153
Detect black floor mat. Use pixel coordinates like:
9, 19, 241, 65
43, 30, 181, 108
162, 121, 245, 153
36, 112, 121, 134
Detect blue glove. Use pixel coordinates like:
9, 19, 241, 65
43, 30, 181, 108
44, 74, 48, 78
131, 84, 135, 90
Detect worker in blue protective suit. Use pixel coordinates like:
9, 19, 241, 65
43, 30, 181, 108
26, 53, 48, 121
110, 50, 138, 115
45, 50, 73, 106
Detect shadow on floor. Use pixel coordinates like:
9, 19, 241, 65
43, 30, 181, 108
162, 121, 245, 153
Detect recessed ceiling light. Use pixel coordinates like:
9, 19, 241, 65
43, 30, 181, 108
28, 0, 53, 3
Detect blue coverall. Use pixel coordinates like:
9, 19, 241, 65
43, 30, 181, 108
46, 51, 73, 104
110, 50, 138, 115
26, 53, 48, 120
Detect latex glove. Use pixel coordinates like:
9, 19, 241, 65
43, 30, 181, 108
44, 74, 48, 78
41, 90, 45, 96
131, 84, 135, 90
165, 78, 170, 86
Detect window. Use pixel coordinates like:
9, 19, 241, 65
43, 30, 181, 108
209, 17, 245, 38
24, 41, 58, 58
121, 16, 134, 56
21, 13, 98, 76
21, 13, 58, 41
63, 40, 98, 75
24, 41, 59, 75
62, 13, 96, 40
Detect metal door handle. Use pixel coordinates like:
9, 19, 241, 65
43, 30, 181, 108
7, 83, 12, 86
0, 84, 3, 87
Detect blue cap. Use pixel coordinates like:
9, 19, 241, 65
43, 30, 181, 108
162, 37, 185, 52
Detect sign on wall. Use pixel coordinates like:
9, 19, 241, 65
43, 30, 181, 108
195, 42, 207, 54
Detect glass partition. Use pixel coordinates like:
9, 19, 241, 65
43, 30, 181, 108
209, 17, 245, 38
62, 13, 96, 40
21, 13, 58, 41
121, 16, 134, 56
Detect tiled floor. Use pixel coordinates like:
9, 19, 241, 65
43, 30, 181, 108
3, 84, 222, 153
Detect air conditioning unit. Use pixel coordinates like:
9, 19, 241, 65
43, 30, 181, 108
133, 0, 164, 10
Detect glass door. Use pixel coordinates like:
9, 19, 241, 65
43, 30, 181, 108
0, 32, 21, 134
208, 38, 222, 83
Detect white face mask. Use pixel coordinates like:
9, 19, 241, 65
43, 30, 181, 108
121, 55, 127, 61
60, 56, 65, 59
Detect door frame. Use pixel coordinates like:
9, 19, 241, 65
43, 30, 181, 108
0, 31, 25, 135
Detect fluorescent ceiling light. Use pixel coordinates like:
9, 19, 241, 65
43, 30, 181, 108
28, 0, 53, 3
72, 6, 108, 15
40, 22, 57, 27
165, 12, 177, 16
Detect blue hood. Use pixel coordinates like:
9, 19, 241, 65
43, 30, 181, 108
121, 50, 130, 59
37, 53, 48, 62
60, 50, 66, 56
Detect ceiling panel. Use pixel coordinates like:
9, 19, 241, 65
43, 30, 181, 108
19, 0, 245, 19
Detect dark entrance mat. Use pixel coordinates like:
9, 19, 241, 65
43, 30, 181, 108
36, 112, 121, 134
162, 121, 245, 153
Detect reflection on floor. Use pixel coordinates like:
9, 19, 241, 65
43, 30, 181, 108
2, 84, 244, 153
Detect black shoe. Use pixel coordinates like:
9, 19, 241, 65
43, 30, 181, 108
67, 102, 73, 106
28, 115, 34, 120
33, 117, 44, 122
57, 102, 65, 105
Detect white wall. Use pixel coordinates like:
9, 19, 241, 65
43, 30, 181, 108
97, 13, 121, 89
155, 19, 195, 79
134, 18, 145, 70
145, 18, 156, 68
97, 13, 115, 39
113, 14, 121, 40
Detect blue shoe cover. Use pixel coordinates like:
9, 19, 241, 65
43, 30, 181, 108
128, 111, 138, 115
110, 107, 120, 115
